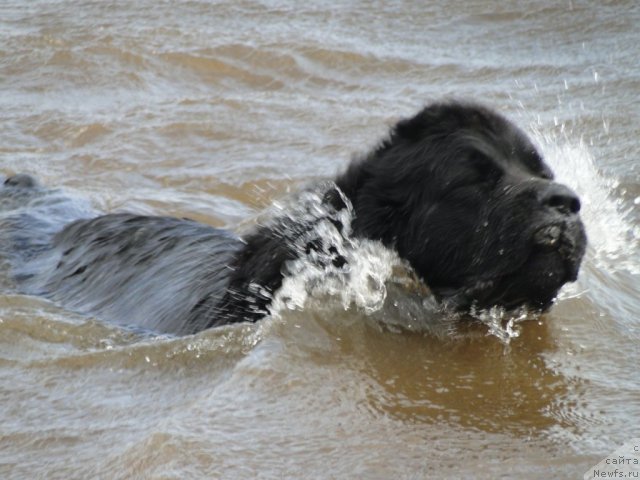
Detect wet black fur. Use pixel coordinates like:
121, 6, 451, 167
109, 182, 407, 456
1, 101, 587, 334
202, 188, 350, 329
336, 102, 586, 311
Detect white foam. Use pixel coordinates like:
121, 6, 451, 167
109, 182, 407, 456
469, 305, 539, 344
266, 184, 402, 319
274, 238, 400, 316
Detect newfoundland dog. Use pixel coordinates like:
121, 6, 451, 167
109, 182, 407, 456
0, 101, 586, 335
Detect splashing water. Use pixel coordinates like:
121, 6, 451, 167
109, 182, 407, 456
267, 183, 403, 320
468, 305, 540, 344
531, 128, 640, 275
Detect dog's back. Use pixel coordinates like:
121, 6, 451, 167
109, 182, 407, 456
0, 175, 243, 335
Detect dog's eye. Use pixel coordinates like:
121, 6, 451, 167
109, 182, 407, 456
446, 154, 502, 195
471, 153, 502, 184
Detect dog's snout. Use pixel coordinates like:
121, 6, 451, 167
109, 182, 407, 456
540, 183, 581, 215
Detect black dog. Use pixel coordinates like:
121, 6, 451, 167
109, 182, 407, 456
0, 102, 587, 335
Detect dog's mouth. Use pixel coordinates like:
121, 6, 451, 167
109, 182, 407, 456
533, 224, 564, 253
438, 219, 587, 312
531, 220, 586, 282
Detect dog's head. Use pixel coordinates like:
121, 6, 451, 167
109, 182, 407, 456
336, 101, 587, 312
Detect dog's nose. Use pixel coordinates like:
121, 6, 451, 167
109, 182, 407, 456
540, 183, 581, 215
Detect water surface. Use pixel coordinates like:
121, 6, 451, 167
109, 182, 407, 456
1, 1, 639, 478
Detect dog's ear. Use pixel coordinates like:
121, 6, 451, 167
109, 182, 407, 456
393, 106, 440, 142
392, 101, 488, 143
392, 102, 464, 142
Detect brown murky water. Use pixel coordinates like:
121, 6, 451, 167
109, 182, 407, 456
1, 1, 639, 479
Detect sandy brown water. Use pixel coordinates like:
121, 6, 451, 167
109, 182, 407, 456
1, 1, 640, 479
